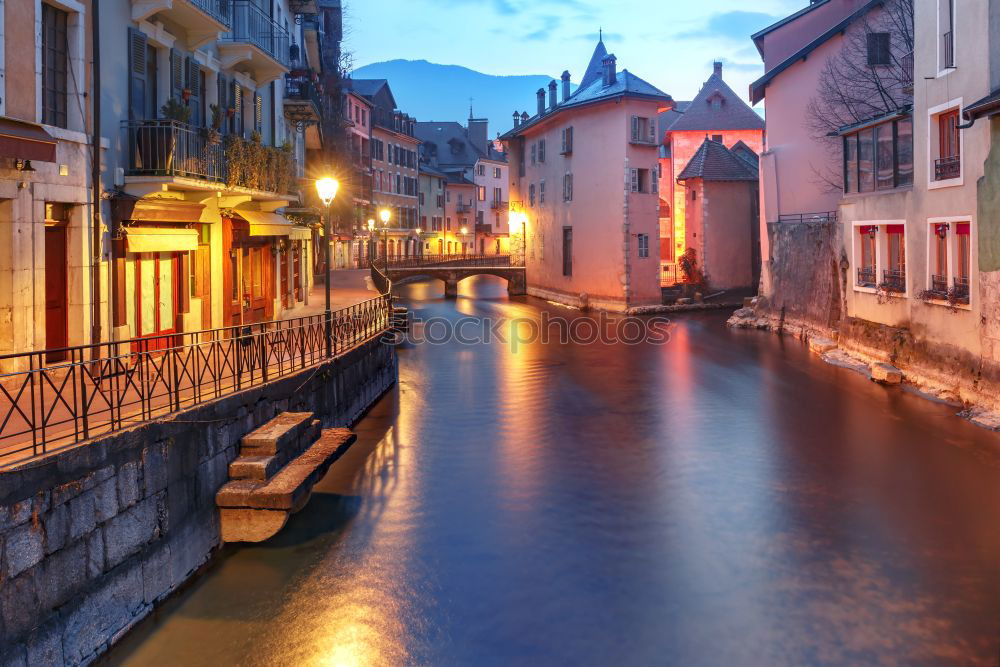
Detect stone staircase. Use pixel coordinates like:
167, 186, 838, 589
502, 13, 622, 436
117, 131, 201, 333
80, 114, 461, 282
216, 412, 356, 542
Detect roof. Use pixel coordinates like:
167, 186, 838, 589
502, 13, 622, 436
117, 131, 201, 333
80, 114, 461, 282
501, 69, 672, 140
658, 101, 691, 137
963, 88, 1000, 125
415, 121, 483, 169
669, 68, 764, 133
578, 39, 609, 90
730, 140, 760, 175
418, 163, 449, 179
749, 0, 884, 105
344, 78, 396, 109
677, 139, 759, 182
751, 0, 832, 53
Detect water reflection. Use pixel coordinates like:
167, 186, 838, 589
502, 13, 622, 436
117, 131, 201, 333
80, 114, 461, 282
106, 275, 1000, 666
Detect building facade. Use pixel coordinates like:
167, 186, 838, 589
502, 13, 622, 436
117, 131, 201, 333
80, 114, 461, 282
418, 163, 447, 254
658, 62, 764, 285
500, 39, 673, 311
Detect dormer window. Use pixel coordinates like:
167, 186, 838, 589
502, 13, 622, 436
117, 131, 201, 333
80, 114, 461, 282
707, 91, 725, 111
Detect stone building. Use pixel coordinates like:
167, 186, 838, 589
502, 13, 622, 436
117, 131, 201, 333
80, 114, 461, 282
657, 62, 764, 285
499, 38, 673, 311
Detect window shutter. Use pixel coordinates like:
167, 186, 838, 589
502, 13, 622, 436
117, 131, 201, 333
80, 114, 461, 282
129, 29, 147, 75
631, 115, 639, 142
170, 49, 184, 95
630, 168, 638, 192
127, 28, 147, 120
254, 92, 263, 131
652, 167, 659, 194
539, 139, 545, 162
561, 129, 566, 153
649, 117, 656, 143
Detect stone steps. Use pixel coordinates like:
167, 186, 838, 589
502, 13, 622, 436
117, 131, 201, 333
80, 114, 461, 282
216, 411, 356, 542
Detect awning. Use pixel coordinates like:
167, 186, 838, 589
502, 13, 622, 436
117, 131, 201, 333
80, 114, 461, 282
289, 226, 312, 240
125, 227, 199, 253
128, 199, 206, 224
0, 117, 57, 162
236, 209, 295, 237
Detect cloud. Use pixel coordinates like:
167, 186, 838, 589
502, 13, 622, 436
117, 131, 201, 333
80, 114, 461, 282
677, 11, 781, 41
525, 15, 562, 41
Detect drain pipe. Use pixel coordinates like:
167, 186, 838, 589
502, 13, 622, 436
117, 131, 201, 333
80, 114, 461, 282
90, 0, 103, 349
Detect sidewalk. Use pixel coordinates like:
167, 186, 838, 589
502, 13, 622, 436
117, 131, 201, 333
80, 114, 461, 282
284, 269, 382, 318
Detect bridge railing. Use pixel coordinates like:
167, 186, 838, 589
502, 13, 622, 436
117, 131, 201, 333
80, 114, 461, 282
383, 254, 521, 269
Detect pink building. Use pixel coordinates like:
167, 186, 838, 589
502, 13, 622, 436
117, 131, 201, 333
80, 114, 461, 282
500, 39, 673, 311
657, 62, 764, 284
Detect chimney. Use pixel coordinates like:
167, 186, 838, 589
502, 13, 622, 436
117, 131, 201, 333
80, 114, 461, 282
468, 117, 488, 154
537, 88, 545, 115
513, 110, 521, 127
713, 61, 723, 77
521, 111, 529, 124
602, 54, 617, 87
561, 70, 571, 102
548, 80, 558, 110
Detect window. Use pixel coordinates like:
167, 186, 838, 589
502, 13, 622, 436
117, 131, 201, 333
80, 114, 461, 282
563, 173, 573, 201
630, 116, 656, 144
711, 134, 723, 143
875, 123, 894, 190
858, 128, 875, 192
940, 0, 955, 69
529, 183, 536, 206
638, 234, 649, 258
562, 227, 572, 276
935, 109, 961, 181
930, 223, 949, 295
42, 4, 69, 128
886, 224, 905, 292
561, 126, 574, 154
493, 186, 502, 203
493, 167, 501, 178
531, 143, 537, 165
843, 116, 913, 193
538, 139, 546, 163
539, 180, 545, 204
478, 186, 486, 201
867, 32, 891, 66
857, 226, 877, 287
419, 192, 425, 205
478, 164, 485, 176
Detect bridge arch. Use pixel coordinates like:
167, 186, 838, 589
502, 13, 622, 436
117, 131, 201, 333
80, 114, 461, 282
385, 266, 526, 298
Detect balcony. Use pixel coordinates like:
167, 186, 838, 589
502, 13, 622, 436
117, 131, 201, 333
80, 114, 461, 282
283, 72, 322, 123
131, 0, 229, 48
778, 211, 837, 224
490, 200, 508, 210
288, 0, 318, 14
934, 155, 961, 181
901, 51, 913, 92
219, 0, 290, 84
475, 224, 492, 234
929, 274, 949, 298
857, 266, 876, 288
943, 31, 955, 69
953, 276, 970, 303
456, 203, 473, 213
881, 269, 906, 293
122, 120, 298, 197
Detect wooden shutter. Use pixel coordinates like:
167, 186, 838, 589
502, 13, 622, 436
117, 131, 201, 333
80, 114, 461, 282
186, 58, 202, 126
539, 139, 545, 163
648, 117, 656, 143
630, 168, 638, 192
631, 115, 639, 142
170, 48, 184, 96
233, 82, 243, 135
127, 28, 147, 120
254, 92, 262, 132
652, 166, 659, 194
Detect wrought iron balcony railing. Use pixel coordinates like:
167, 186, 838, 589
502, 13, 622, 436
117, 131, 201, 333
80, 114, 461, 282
189, 0, 230, 26
222, 0, 290, 67
882, 269, 906, 293
953, 276, 970, 303
943, 31, 955, 68
284, 73, 322, 110
778, 211, 838, 224
935, 155, 961, 181
900, 51, 914, 89
122, 119, 225, 182
929, 274, 949, 297
475, 223, 492, 234
857, 266, 877, 287
490, 200, 508, 210
455, 203, 474, 213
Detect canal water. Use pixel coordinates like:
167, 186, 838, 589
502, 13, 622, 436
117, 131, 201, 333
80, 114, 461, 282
107, 276, 1000, 665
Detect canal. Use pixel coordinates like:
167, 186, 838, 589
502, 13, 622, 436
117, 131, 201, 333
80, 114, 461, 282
106, 276, 1000, 665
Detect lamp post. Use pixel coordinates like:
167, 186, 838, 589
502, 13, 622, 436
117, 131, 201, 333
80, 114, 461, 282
379, 208, 391, 268
367, 218, 375, 267
315, 177, 339, 358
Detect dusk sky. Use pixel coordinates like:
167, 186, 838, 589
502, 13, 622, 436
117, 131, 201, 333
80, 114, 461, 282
343, 0, 807, 110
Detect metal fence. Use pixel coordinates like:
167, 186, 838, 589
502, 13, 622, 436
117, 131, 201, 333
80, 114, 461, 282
122, 120, 226, 182
382, 254, 519, 269
777, 211, 838, 224
189, 0, 230, 27
0, 294, 392, 468
223, 0, 290, 66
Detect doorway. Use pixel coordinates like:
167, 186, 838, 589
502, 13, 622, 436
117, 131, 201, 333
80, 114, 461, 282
44, 222, 68, 361
134, 252, 180, 350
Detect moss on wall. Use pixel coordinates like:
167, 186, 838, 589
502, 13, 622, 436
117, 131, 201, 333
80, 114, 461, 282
977, 117, 1000, 272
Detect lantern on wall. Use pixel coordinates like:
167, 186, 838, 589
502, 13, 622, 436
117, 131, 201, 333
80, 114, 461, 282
936, 222, 950, 239
868, 225, 879, 239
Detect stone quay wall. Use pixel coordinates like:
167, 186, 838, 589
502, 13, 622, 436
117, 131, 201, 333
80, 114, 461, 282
0, 337, 396, 666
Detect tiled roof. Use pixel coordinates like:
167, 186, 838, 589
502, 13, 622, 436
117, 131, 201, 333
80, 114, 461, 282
730, 140, 760, 176
344, 78, 395, 108
669, 70, 764, 132
677, 139, 758, 182
658, 101, 691, 137
500, 69, 672, 140
415, 121, 482, 168
578, 39, 608, 90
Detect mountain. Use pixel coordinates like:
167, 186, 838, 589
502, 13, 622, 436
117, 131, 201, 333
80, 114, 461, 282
350, 59, 565, 136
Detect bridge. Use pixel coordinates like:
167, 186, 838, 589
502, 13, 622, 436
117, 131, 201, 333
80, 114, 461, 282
380, 254, 526, 297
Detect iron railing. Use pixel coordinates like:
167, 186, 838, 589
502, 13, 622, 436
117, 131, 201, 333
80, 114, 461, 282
122, 120, 225, 182
778, 211, 838, 223
930, 274, 949, 296
490, 200, 508, 210
882, 269, 906, 293
284, 72, 323, 116
660, 264, 679, 287
383, 254, 519, 269
943, 31, 955, 69
954, 276, 970, 303
187, 0, 230, 26
223, 0, 290, 67
0, 294, 391, 468
455, 203, 474, 213
900, 51, 914, 89
935, 155, 961, 181
858, 266, 877, 287
475, 224, 493, 234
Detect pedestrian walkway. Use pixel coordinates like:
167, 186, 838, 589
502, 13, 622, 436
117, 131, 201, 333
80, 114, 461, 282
283, 269, 382, 318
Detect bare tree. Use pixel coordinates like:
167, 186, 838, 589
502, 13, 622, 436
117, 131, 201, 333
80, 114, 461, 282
805, 0, 914, 191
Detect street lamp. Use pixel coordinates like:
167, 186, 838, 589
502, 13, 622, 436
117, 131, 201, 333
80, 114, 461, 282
315, 177, 339, 357
367, 218, 375, 266
378, 208, 391, 267
460, 226, 468, 255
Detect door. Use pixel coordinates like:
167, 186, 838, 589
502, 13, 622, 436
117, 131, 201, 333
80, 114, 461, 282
44, 225, 68, 361
292, 242, 301, 301
194, 242, 212, 333
134, 252, 179, 351
242, 245, 272, 323
562, 227, 573, 276
280, 246, 289, 309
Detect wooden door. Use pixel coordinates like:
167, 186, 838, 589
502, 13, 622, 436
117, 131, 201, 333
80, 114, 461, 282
194, 244, 212, 332
134, 252, 179, 350
293, 242, 301, 301
44, 225, 68, 361
243, 245, 272, 323
280, 246, 290, 309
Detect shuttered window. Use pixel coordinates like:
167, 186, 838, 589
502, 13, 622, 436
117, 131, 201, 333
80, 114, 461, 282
42, 4, 68, 128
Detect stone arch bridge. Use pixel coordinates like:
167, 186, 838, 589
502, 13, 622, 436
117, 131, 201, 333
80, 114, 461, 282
381, 255, 526, 298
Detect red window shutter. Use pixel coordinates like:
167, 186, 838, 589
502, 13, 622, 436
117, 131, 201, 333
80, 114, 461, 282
859, 225, 877, 235
886, 224, 905, 234
956, 222, 970, 235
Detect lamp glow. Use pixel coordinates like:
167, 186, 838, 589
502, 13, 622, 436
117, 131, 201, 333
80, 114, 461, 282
315, 177, 339, 206
379, 208, 391, 224
367, 219, 375, 232
460, 227, 468, 235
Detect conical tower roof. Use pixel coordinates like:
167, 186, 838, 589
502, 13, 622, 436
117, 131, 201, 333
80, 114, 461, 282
578, 37, 608, 90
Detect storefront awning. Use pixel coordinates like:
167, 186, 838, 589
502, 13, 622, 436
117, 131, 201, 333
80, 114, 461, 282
128, 199, 206, 224
289, 226, 312, 240
0, 117, 57, 162
237, 210, 296, 237
125, 227, 199, 253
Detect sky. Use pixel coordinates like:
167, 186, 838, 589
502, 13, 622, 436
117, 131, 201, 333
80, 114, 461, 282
342, 0, 808, 110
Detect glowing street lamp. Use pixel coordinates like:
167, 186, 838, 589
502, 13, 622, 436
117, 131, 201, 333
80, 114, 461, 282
314, 176, 339, 357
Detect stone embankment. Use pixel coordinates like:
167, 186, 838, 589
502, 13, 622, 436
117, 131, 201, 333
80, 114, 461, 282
0, 336, 396, 665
